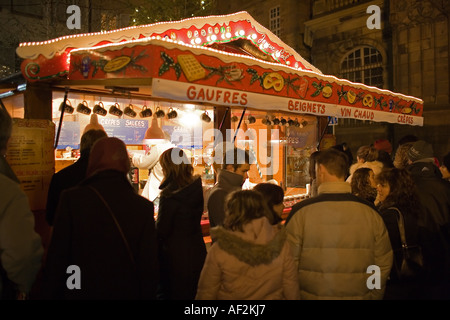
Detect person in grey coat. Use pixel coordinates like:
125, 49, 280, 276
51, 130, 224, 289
207, 148, 251, 230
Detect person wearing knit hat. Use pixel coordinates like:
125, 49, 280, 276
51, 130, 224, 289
406, 140, 450, 299
373, 139, 393, 155
407, 140, 434, 163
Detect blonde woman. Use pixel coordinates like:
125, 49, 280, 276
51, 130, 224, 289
393, 142, 414, 169
196, 190, 300, 300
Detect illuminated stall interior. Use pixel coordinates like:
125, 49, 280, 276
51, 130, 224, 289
230, 108, 317, 196
51, 89, 216, 190
50, 88, 317, 198
1, 82, 317, 200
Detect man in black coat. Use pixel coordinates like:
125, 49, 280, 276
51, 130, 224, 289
406, 140, 450, 299
45, 129, 107, 226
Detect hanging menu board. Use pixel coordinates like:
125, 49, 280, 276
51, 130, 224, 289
163, 125, 203, 149
53, 120, 81, 149
53, 118, 149, 147
98, 118, 148, 144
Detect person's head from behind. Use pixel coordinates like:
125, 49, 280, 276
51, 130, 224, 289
406, 140, 434, 164
86, 137, 130, 177
0, 108, 12, 156
377, 150, 394, 168
316, 148, 349, 185
211, 141, 234, 175
80, 129, 108, 155
159, 147, 194, 187
224, 189, 271, 232
332, 142, 353, 165
222, 148, 251, 183
355, 145, 370, 163
393, 142, 414, 169
351, 168, 377, 202
375, 168, 419, 212
253, 183, 284, 225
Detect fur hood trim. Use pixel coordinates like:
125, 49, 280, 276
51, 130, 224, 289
210, 226, 287, 266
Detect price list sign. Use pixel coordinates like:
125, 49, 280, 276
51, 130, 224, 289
7, 119, 55, 211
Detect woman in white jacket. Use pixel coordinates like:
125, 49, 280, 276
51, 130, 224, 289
196, 190, 300, 300
347, 145, 384, 183
131, 138, 175, 203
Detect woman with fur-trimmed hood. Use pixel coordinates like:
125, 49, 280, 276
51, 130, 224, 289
346, 145, 384, 184
196, 190, 300, 300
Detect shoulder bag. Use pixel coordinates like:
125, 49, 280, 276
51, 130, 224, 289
388, 207, 425, 282
88, 186, 136, 269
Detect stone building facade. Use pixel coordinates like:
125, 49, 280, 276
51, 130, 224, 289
216, 0, 450, 161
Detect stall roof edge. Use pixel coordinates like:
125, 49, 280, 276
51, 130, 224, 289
16, 11, 321, 74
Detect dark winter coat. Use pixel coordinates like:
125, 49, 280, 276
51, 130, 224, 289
407, 160, 450, 298
156, 176, 207, 300
377, 205, 425, 299
46, 152, 90, 226
41, 170, 159, 300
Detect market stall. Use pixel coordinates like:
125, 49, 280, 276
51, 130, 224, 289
13, 11, 424, 229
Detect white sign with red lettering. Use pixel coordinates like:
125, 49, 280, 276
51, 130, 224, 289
151, 79, 423, 126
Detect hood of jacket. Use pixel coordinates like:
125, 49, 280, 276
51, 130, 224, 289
215, 169, 244, 192
349, 160, 384, 176
210, 218, 286, 267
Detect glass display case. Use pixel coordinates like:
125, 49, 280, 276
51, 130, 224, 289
285, 116, 318, 189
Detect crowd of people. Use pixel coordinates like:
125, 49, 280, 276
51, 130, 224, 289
1, 104, 449, 300
336, 137, 450, 299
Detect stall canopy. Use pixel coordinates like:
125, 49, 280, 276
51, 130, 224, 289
16, 11, 423, 126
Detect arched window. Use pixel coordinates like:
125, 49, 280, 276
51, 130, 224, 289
340, 46, 383, 88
